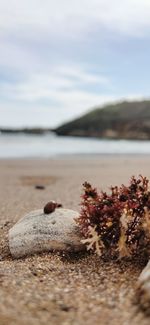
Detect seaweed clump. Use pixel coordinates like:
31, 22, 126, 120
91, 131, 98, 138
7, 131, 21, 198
76, 176, 150, 258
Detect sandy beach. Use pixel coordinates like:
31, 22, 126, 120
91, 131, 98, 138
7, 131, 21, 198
0, 156, 150, 325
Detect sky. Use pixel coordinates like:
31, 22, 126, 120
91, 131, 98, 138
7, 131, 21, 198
1, 0, 150, 128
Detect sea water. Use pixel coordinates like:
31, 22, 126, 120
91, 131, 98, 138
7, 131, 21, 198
0, 132, 150, 158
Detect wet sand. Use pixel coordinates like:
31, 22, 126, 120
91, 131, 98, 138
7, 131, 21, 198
0, 156, 150, 325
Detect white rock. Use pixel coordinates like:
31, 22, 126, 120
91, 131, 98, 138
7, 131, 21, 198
9, 208, 85, 258
137, 260, 150, 309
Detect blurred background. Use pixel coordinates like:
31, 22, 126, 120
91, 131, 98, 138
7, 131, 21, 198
1, 0, 150, 158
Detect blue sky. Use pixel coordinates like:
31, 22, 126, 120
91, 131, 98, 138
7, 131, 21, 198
1, 0, 150, 128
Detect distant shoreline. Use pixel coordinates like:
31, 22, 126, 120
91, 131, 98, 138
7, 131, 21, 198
1, 128, 150, 141
0, 128, 53, 135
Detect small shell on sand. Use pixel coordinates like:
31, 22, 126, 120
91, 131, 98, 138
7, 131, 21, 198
9, 208, 85, 259
137, 260, 150, 310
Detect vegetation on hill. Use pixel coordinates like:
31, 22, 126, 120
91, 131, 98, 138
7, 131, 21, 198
55, 100, 150, 140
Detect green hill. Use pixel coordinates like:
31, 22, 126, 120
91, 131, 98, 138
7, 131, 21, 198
55, 100, 150, 140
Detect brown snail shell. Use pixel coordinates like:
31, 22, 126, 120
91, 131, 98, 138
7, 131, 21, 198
44, 201, 62, 214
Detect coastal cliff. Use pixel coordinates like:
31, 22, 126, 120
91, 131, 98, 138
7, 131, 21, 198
55, 100, 150, 140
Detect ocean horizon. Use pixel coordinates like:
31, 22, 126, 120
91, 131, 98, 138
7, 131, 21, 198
0, 132, 150, 158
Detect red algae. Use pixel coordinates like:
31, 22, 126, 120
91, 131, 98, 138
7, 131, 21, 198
76, 176, 150, 258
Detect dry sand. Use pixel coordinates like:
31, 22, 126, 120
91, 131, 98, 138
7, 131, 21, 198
0, 155, 150, 325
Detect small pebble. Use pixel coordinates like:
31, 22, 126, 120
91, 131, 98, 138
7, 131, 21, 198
35, 185, 45, 190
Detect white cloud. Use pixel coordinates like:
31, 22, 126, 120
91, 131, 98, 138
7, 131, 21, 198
0, 65, 110, 101
0, 93, 144, 128
57, 66, 109, 85
0, 0, 150, 38
0, 94, 120, 128
0, 88, 116, 127
0, 59, 145, 128
0, 0, 149, 128
0, 65, 113, 127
